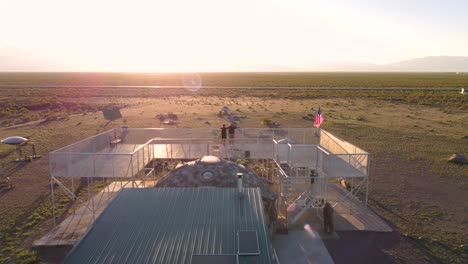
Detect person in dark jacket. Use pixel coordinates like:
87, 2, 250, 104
228, 123, 237, 144
220, 124, 227, 145
323, 202, 334, 233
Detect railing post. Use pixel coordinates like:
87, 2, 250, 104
92, 153, 96, 178
131, 155, 134, 188
324, 170, 329, 205
139, 150, 141, 172
273, 141, 276, 164
144, 147, 146, 167
142, 145, 145, 167
315, 145, 318, 170
112, 154, 115, 178
50, 174, 56, 226
91, 154, 96, 221
71, 176, 74, 201
66, 152, 71, 185
365, 154, 370, 207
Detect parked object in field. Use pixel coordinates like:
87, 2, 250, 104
229, 115, 241, 124
1, 136, 28, 145
1, 136, 41, 161
102, 107, 122, 121
2, 136, 28, 161
218, 106, 231, 116
449, 153, 468, 165
157, 113, 178, 126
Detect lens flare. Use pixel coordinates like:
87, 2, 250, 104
182, 73, 202, 92
304, 224, 317, 239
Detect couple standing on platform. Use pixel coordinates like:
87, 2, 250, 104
221, 123, 237, 145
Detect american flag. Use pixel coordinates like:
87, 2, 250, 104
314, 108, 324, 128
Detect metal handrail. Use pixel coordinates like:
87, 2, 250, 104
316, 145, 331, 155
50, 129, 115, 153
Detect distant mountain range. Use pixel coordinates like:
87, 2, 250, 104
236, 56, 468, 72
379, 56, 468, 72
317, 56, 468, 72
0, 49, 467, 72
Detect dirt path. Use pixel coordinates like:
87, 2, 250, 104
0, 157, 50, 228
324, 231, 441, 264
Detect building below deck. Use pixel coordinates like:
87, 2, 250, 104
64, 187, 275, 264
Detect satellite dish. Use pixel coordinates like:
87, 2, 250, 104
1, 136, 28, 145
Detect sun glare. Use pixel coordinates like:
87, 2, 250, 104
0, 0, 467, 71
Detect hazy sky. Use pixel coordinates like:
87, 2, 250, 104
1, 0, 467, 71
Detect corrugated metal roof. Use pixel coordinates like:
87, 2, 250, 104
65, 187, 273, 264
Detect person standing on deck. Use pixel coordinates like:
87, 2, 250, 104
228, 123, 237, 144
220, 124, 227, 145
323, 202, 334, 234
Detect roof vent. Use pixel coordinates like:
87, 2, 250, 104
237, 173, 243, 196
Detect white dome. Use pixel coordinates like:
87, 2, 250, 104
200, 156, 221, 163
1, 136, 28, 145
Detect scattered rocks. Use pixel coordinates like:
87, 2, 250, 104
0, 177, 14, 192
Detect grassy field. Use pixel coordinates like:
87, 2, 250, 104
0, 72, 467, 263
0, 87, 466, 127
1, 72, 468, 88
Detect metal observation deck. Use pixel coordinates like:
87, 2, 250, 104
49, 127, 370, 228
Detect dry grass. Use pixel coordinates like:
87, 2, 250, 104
0, 75, 467, 263
1, 72, 467, 88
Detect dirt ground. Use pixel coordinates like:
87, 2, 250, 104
0, 95, 467, 263
324, 231, 435, 264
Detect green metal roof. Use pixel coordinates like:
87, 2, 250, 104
65, 187, 274, 264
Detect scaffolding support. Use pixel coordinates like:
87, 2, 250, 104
48, 127, 368, 233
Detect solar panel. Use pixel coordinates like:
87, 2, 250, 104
191, 255, 238, 264
238, 230, 260, 255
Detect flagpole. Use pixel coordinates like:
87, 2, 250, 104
318, 106, 321, 133
314, 106, 323, 141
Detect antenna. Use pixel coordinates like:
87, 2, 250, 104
237, 173, 243, 197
